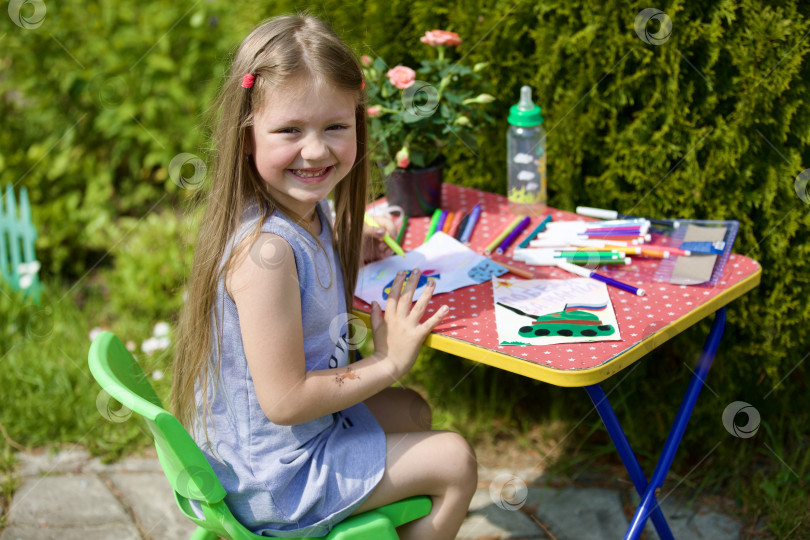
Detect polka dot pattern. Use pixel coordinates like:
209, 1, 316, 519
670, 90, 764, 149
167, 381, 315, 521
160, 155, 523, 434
354, 184, 760, 371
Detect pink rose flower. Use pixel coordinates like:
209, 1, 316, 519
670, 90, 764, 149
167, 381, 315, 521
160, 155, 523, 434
395, 147, 410, 169
386, 65, 416, 89
361, 55, 373, 67
420, 30, 462, 47
367, 105, 383, 117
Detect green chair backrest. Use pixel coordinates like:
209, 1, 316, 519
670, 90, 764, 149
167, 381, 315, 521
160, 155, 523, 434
0, 184, 41, 303
88, 331, 432, 540
88, 331, 226, 504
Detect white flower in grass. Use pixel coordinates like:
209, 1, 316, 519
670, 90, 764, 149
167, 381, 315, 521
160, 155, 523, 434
89, 327, 103, 342
141, 337, 159, 355
152, 369, 164, 381
126, 341, 136, 352
153, 322, 170, 337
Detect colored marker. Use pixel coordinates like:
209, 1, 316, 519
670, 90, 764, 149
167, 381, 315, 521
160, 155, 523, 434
459, 204, 482, 244
496, 216, 531, 254
364, 214, 405, 257
484, 216, 523, 254
447, 211, 465, 238
575, 206, 675, 228
519, 214, 552, 248
442, 211, 455, 233
435, 210, 448, 235
396, 214, 409, 245
425, 208, 442, 242
454, 213, 470, 240
556, 260, 645, 296
554, 251, 621, 260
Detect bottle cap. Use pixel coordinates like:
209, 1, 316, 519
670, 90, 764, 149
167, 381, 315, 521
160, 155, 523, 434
508, 86, 544, 127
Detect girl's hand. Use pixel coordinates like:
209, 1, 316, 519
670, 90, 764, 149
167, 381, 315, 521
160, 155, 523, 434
369, 269, 449, 378
362, 214, 398, 263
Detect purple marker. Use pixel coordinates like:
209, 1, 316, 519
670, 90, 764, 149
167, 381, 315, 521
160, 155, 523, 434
496, 216, 531, 254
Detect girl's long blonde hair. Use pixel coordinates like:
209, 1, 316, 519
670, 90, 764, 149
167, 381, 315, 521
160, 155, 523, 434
172, 15, 368, 429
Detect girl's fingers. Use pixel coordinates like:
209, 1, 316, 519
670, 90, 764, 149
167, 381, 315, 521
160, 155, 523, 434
370, 300, 383, 331
421, 304, 450, 333
408, 277, 436, 320
397, 269, 422, 316
385, 270, 407, 312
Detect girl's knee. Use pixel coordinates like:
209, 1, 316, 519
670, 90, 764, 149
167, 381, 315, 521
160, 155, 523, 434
442, 432, 478, 487
404, 389, 432, 430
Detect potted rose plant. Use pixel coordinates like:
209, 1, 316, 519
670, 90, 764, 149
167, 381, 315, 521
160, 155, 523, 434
362, 30, 494, 215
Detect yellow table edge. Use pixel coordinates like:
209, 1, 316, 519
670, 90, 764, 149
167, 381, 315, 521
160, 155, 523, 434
353, 265, 761, 388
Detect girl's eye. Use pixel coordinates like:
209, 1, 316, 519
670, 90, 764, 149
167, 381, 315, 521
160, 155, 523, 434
327, 124, 348, 131
277, 127, 299, 134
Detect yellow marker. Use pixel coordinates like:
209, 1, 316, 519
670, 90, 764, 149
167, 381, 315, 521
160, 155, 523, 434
484, 216, 523, 254
364, 214, 406, 257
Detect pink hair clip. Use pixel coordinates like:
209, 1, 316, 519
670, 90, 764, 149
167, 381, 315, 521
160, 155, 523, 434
361, 80, 365, 90
241, 73, 255, 89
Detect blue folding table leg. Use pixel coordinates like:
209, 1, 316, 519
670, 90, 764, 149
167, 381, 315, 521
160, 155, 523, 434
586, 307, 727, 540
623, 307, 726, 539
584, 386, 674, 540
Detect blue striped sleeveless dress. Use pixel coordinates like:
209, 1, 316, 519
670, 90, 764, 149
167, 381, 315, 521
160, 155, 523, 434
192, 201, 386, 537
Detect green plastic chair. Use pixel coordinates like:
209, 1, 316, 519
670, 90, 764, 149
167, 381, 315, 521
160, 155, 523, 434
88, 331, 431, 540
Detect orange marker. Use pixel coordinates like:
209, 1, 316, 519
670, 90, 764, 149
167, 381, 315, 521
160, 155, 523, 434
442, 212, 455, 234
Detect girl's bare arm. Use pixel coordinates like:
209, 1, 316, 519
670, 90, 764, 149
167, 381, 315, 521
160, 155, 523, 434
227, 232, 447, 426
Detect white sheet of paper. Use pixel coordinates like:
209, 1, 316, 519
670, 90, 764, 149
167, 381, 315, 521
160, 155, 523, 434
355, 232, 507, 306
492, 277, 622, 345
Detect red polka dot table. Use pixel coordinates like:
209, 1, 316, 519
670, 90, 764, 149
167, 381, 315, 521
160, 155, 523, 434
353, 183, 761, 540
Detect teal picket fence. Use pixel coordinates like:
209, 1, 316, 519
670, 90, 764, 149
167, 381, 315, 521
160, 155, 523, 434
1, 184, 41, 303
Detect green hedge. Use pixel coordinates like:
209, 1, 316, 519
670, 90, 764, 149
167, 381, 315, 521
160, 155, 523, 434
2, 0, 808, 498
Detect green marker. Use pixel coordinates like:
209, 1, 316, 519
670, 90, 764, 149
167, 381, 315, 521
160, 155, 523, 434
425, 209, 443, 242
554, 251, 620, 260
365, 214, 406, 257
396, 215, 409, 245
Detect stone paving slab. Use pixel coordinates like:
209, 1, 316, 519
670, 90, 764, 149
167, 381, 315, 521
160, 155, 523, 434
526, 486, 630, 540
6, 474, 130, 527
1, 523, 141, 540
629, 490, 743, 539
457, 488, 545, 539
1, 449, 748, 540
106, 471, 197, 540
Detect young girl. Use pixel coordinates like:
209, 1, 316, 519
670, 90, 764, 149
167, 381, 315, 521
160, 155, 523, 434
171, 15, 477, 539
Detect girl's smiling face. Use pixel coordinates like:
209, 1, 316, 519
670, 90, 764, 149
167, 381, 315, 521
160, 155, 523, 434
250, 76, 358, 219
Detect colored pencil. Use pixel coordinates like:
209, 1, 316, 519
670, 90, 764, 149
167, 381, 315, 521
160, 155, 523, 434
484, 216, 523, 254
435, 210, 448, 235
518, 214, 552, 248
489, 258, 535, 279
